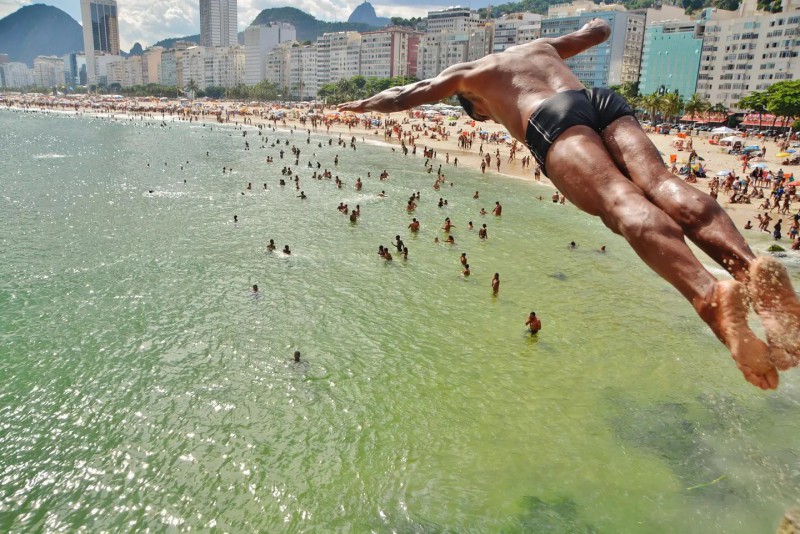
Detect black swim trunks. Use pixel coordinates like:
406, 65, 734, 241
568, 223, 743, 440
525, 88, 634, 176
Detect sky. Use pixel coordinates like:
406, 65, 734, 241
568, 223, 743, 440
0, 0, 488, 50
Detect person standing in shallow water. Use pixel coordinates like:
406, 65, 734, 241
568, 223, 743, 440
339, 17, 800, 390
525, 312, 541, 335
492, 273, 500, 295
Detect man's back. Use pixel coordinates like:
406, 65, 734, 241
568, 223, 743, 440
456, 44, 586, 140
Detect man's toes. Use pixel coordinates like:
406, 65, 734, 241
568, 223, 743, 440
769, 347, 796, 371
765, 367, 780, 389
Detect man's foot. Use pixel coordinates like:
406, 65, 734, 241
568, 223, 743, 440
702, 280, 779, 390
749, 256, 800, 370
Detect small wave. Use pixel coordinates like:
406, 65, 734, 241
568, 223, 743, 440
361, 139, 395, 149
33, 153, 68, 159
144, 191, 189, 198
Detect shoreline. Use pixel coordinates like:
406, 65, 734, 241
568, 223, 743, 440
4, 95, 798, 254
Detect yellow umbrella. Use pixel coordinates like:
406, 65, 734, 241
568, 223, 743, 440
776, 152, 792, 158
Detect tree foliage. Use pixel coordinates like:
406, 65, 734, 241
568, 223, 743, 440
737, 80, 800, 130
390, 17, 423, 28
317, 75, 419, 104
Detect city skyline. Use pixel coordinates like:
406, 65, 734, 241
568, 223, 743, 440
0, 0, 474, 51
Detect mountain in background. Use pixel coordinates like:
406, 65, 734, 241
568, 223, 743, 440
348, 2, 391, 27
152, 34, 201, 48
250, 7, 375, 42
152, 32, 245, 49
128, 42, 144, 56
0, 4, 83, 66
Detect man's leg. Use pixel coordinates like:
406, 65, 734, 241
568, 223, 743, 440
600, 116, 754, 280
545, 125, 778, 389
600, 116, 800, 370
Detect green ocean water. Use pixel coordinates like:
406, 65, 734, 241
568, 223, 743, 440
1, 109, 800, 532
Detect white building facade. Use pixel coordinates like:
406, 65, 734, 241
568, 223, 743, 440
33, 56, 67, 87
697, 0, 800, 108
244, 23, 296, 85
1, 62, 34, 88
492, 13, 543, 52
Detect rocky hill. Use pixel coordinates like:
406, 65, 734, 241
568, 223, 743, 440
0, 4, 83, 66
348, 2, 391, 27
250, 7, 375, 42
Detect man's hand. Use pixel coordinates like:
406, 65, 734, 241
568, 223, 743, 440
581, 18, 611, 37
338, 100, 367, 113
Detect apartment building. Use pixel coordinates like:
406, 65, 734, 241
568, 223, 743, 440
697, 0, 800, 108
244, 23, 296, 85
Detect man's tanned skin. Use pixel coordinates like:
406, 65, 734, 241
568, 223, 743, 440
340, 18, 800, 390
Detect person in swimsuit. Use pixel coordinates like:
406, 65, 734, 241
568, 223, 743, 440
525, 312, 542, 335
339, 18, 800, 390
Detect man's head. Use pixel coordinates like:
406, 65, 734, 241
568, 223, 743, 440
457, 94, 490, 122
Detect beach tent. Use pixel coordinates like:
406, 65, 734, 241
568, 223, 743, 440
720, 136, 744, 144
711, 126, 738, 134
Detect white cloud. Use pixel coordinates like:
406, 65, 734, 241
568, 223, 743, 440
0, 0, 474, 51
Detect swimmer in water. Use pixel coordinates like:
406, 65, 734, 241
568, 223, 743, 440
234, 215, 238, 223
462, 263, 471, 277
479, 224, 488, 239
525, 311, 542, 335
492, 273, 500, 295
283, 245, 291, 255
294, 350, 301, 362
408, 218, 420, 232
267, 239, 276, 251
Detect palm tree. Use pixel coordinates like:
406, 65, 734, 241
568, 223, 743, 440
684, 93, 710, 123
660, 92, 684, 124
185, 79, 199, 100
640, 92, 663, 124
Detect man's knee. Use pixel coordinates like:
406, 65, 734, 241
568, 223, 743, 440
652, 179, 719, 229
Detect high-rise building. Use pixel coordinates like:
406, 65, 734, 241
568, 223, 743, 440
316, 32, 361, 85
33, 56, 67, 87
639, 20, 702, 97
425, 7, 481, 33
696, 0, 800, 108
200, 0, 238, 48
244, 23, 296, 84
143, 47, 163, 85
492, 13, 542, 53
180, 45, 244, 89
80, 0, 120, 88
541, 2, 645, 88
0, 62, 34, 88
359, 27, 424, 80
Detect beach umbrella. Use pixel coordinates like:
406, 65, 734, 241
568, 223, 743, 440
712, 126, 738, 134
752, 163, 769, 168
716, 170, 732, 176
788, 149, 797, 153
776, 152, 792, 158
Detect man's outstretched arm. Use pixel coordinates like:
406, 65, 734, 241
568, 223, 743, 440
338, 63, 473, 113
541, 18, 611, 59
